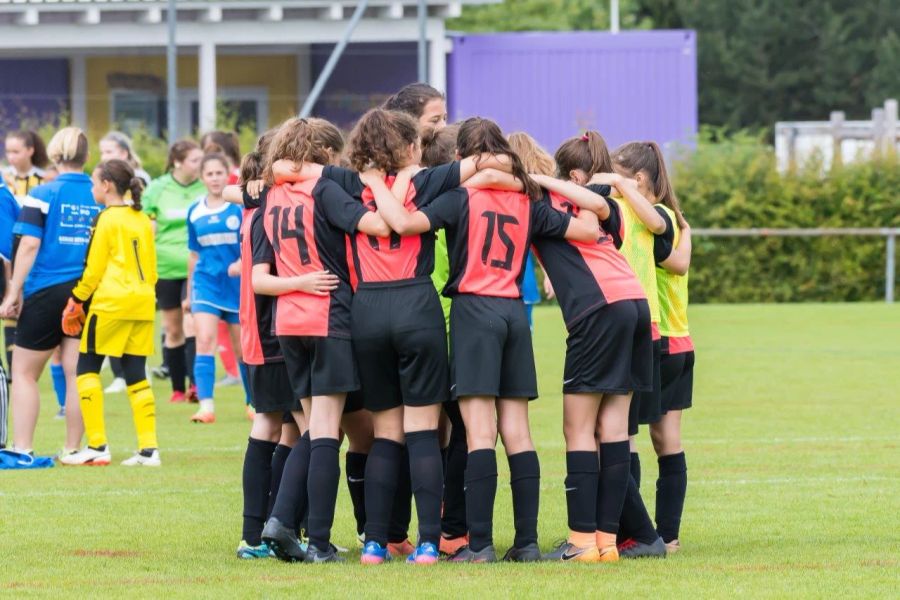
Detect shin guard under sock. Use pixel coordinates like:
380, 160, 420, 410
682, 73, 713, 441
166, 344, 187, 393
345, 451, 368, 536
508, 450, 540, 548
76, 373, 106, 448
565, 451, 600, 534
270, 432, 311, 530
50, 363, 66, 409
364, 439, 402, 546
406, 429, 443, 547
242, 438, 277, 545
306, 437, 341, 549
464, 449, 497, 552
655, 451, 687, 543
126, 380, 158, 450
597, 441, 630, 535
268, 443, 292, 518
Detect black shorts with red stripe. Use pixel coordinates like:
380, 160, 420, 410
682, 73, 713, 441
350, 278, 449, 412
563, 299, 653, 396
278, 335, 359, 400
449, 294, 537, 400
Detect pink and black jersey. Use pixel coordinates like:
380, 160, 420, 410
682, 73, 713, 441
252, 178, 367, 339
532, 189, 646, 329
240, 203, 283, 365
421, 187, 571, 298
323, 163, 460, 287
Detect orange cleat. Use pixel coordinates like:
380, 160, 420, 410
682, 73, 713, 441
187, 385, 199, 403
190, 410, 216, 424
387, 539, 415, 557
439, 534, 469, 556
598, 545, 620, 562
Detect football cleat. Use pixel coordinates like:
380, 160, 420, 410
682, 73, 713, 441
387, 539, 415, 557
439, 534, 468, 556
447, 545, 497, 563
151, 365, 169, 380
121, 449, 161, 467
501, 542, 543, 562
406, 542, 439, 565
54, 407, 66, 419
169, 391, 186, 404
543, 540, 601, 563
187, 385, 199, 403
236, 540, 273, 559
58, 445, 111, 466
305, 544, 344, 563
619, 536, 667, 559
261, 517, 306, 562
216, 374, 242, 387
360, 540, 390, 565
190, 410, 216, 424
104, 377, 127, 394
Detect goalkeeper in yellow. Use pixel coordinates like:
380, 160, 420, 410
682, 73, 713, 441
59, 159, 160, 466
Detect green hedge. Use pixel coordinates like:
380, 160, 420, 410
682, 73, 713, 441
674, 130, 900, 303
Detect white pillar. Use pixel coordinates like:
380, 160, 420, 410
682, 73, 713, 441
198, 41, 217, 133
69, 54, 87, 128
428, 19, 446, 93
296, 44, 312, 116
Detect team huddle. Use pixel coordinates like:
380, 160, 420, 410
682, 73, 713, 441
0, 82, 694, 565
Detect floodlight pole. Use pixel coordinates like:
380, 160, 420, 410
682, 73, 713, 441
417, 0, 427, 82
166, 0, 178, 143
610, 0, 620, 33
300, 0, 370, 118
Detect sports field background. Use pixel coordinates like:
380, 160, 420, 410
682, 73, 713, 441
1, 303, 897, 597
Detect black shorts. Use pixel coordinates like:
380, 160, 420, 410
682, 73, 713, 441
155, 278, 186, 311
449, 294, 537, 400
249, 361, 301, 414
629, 338, 662, 435
278, 335, 359, 400
343, 390, 365, 414
16, 279, 81, 351
563, 299, 653, 395
351, 280, 448, 412
660, 350, 694, 414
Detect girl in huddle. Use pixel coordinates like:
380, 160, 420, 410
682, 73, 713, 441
612, 142, 693, 554
99, 132, 151, 187
364, 117, 600, 563
143, 140, 206, 404
272, 108, 512, 564
511, 131, 655, 562
257, 117, 387, 563
59, 159, 160, 466
184, 154, 244, 424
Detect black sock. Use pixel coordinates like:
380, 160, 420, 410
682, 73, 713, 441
270, 432, 311, 530
597, 441, 630, 535
441, 446, 449, 470
406, 429, 443, 547
565, 451, 599, 534
508, 450, 540, 548
242, 438, 277, 546
388, 446, 412, 544
267, 443, 292, 518
166, 344, 186, 393
159, 334, 168, 368
656, 451, 687, 543
619, 474, 659, 544
441, 423, 468, 538
184, 336, 196, 386
4, 325, 14, 376
364, 438, 402, 546
630, 451, 641, 489
345, 451, 368, 536
306, 437, 341, 550
465, 449, 497, 552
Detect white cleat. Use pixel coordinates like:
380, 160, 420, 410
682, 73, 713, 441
215, 374, 242, 387
104, 377, 127, 394
59, 446, 112, 466
121, 449, 161, 467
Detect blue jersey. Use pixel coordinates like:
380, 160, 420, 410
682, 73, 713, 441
187, 197, 242, 313
13, 173, 99, 298
0, 181, 20, 262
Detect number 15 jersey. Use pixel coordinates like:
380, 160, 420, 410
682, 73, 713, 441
253, 178, 368, 339
420, 187, 571, 298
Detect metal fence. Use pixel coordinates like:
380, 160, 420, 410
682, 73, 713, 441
693, 228, 900, 303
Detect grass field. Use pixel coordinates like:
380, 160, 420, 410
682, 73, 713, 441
1, 303, 898, 598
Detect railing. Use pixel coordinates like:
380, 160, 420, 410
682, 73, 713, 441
693, 228, 900, 303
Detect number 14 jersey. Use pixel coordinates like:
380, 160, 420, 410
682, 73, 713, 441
253, 178, 368, 339
421, 187, 571, 298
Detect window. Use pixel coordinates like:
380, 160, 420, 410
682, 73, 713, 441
111, 90, 166, 137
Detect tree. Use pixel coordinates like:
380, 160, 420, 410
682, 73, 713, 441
448, 0, 650, 33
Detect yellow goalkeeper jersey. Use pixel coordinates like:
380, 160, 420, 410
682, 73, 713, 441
655, 205, 690, 338
72, 205, 158, 321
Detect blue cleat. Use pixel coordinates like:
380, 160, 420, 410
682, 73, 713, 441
360, 540, 390, 565
236, 540, 273, 559
406, 542, 439, 564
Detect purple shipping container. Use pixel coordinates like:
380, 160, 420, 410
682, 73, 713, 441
0, 58, 69, 135
447, 31, 697, 152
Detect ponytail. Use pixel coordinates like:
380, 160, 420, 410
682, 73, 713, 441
96, 159, 143, 210
612, 141, 683, 222
457, 117, 542, 202
7, 130, 49, 169
554, 130, 612, 180
127, 176, 144, 211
